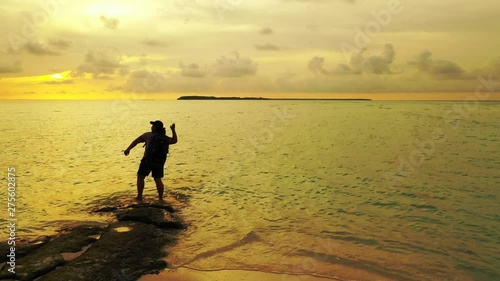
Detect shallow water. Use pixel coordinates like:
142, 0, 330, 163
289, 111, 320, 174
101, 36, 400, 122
0, 100, 498, 280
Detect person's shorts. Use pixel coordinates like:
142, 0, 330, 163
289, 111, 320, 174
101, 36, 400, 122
137, 158, 165, 178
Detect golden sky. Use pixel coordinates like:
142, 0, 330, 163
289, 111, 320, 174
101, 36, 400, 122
0, 0, 499, 100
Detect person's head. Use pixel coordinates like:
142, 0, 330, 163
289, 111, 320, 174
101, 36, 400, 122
150, 120, 164, 133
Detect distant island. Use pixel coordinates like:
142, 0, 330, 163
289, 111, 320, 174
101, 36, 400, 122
177, 95, 371, 101
178, 96, 269, 100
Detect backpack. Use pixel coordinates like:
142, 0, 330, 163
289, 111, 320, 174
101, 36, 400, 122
145, 133, 170, 163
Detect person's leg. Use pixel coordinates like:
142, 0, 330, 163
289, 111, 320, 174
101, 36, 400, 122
152, 162, 165, 202
153, 177, 164, 201
137, 159, 151, 202
137, 174, 146, 202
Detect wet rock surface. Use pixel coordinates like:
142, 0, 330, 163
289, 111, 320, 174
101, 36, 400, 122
0, 202, 184, 281
117, 207, 184, 229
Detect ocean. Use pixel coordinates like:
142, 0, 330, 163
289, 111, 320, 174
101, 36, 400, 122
0, 100, 498, 281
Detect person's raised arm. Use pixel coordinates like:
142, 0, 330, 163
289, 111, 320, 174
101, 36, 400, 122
124, 135, 145, 156
170, 123, 177, 144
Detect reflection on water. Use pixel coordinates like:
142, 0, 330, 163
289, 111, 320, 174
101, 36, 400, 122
0, 100, 498, 281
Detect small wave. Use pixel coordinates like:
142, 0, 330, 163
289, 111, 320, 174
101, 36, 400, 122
371, 201, 401, 207
321, 231, 379, 247
410, 203, 438, 211
296, 249, 420, 281
179, 231, 263, 266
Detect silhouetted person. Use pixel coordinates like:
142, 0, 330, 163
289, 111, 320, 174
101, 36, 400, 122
124, 120, 177, 202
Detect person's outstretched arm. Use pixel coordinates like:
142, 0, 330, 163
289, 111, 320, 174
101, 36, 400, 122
124, 135, 145, 156
170, 123, 177, 144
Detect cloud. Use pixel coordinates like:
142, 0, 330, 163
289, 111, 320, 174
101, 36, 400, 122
142, 39, 172, 48
118, 69, 215, 93
7, 39, 69, 56
0, 61, 22, 74
362, 44, 396, 74
20, 41, 60, 56
255, 43, 280, 51
40, 80, 75, 84
410, 50, 465, 79
120, 70, 167, 92
259, 27, 273, 35
48, 38, 73, 50
72, 49, 129, 79
180, 63, 207, 78
332, 63, 361, 75
360, 44, 398, 74
118, 68, 275, 94
309, 44, 397, 76
100, 16, 119, 29
412, 50, 432, 71
429, 61, 464, 78
345, 44, 397, 75
308, 56, 330, 75
213, 52, 258, 77
117, 52, 259, 94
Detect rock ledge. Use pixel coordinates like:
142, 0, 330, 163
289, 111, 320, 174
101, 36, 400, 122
0, 202, 184, 281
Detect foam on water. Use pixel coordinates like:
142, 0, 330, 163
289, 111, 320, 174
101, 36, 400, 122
0, 100, 498, 281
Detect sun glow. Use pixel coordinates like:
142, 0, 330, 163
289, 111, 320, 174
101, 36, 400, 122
50, 73, 63, 79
